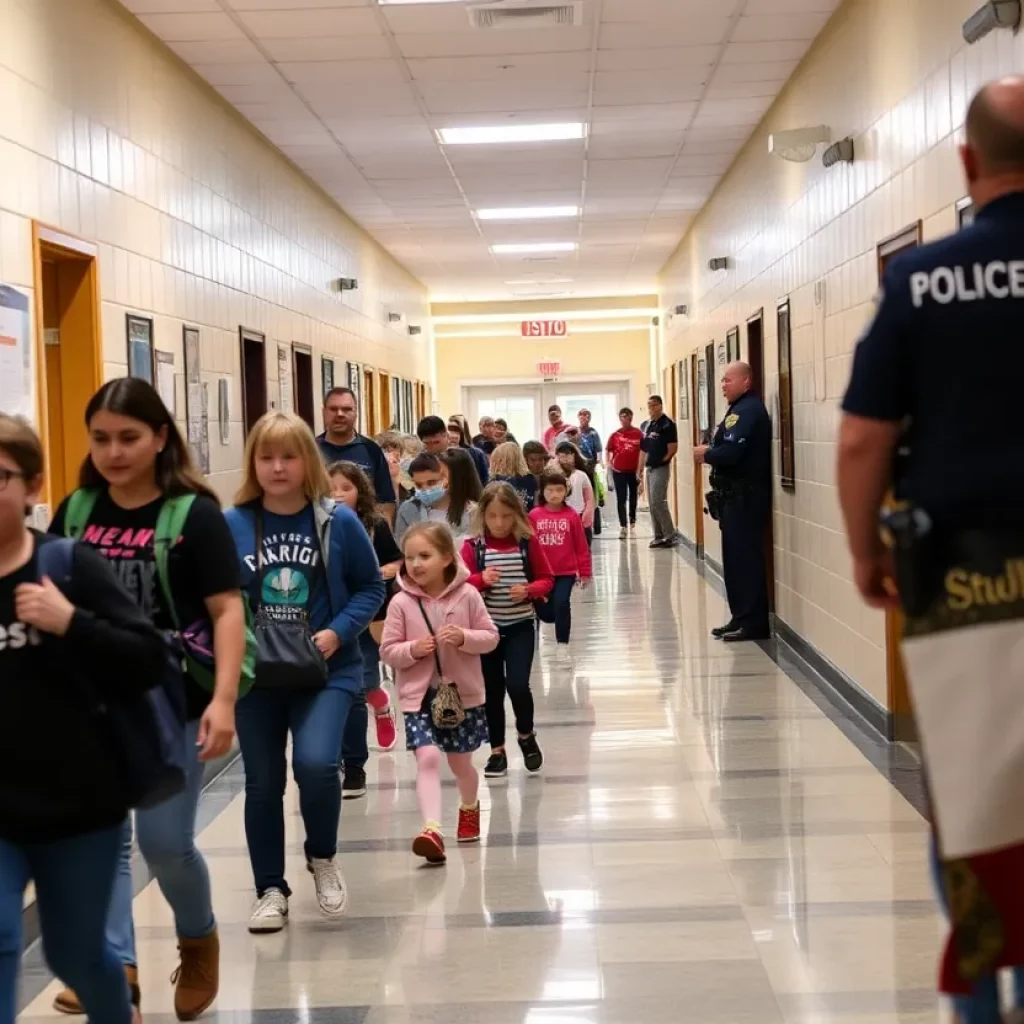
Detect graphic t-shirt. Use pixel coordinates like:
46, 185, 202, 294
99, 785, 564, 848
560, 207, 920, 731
607, 427, 645, 473
493, 473, 537, 511
246, 506, 330, 633
50, 491, 242, 720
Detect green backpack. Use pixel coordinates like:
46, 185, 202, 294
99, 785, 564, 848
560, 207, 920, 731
63, 489, 256, 698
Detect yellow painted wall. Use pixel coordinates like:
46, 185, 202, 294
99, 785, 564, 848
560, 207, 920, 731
0, 0, 432, 503
658, 0, 999, 708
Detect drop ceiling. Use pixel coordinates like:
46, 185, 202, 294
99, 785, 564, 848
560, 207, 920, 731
117, 0, 842, 302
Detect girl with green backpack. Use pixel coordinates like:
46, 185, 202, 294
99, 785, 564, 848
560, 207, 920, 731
49, 378, 249, 1022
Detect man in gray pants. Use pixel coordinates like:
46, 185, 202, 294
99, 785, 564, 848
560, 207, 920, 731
637, 394, 679, 548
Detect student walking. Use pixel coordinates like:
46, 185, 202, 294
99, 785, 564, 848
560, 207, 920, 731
0, 415, 166, 1024
379, 523, 498, 864
395, 453, 477, 544
606, 408, 645, 538
529, 472, 592, 658
328, 462, 403, 799
225, 413, 385, 934
460, 483, 553, 778
50, 378, 247, 1022
489, 441, 537, 511
554, 442, 596, 547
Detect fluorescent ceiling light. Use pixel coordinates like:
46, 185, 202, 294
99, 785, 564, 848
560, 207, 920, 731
504, 278, 575, 285
490, 242, 577, 255
433, 306, 658, 325
438, 123, 587, 146
477, 205, 579, 222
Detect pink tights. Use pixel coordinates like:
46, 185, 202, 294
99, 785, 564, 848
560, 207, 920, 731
414, 746, 479, 826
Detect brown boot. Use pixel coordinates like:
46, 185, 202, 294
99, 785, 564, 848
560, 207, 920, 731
54, 966, 139, 1015
171, 930, 219, 1021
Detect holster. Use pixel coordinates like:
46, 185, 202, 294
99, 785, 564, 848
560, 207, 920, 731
883, 507, 943, 618
705, 490, 722, 521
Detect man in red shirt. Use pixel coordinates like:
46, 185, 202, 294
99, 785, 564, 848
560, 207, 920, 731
542, 404, 567, 453
606, 407, 645, 538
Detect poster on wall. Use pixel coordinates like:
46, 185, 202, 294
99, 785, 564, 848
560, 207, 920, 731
697, 358, 709, 434
0, 286, 32, 422
218, 379, 230, 446
322, 356, 335, 398
346, 361, 361, 408
126, 314, 154, 384
183, 326, 210, 474
676, 360, 689, 420
277, 345, 293, 414
156, 350, 176, 415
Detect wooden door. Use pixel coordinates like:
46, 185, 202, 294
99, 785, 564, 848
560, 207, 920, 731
292, 345, 314, 430
690, 353, 704, 556
665, 364, 679, 522
239, 329, 267, 437
877, 223, 922, 742
745, 310, 775, 613
363, 369, 377, 435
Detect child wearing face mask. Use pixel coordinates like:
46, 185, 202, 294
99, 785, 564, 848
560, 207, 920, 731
395, 453, 476, 544
379, 523, 498, 865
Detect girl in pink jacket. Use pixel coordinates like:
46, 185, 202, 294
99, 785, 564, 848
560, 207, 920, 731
380, 522, 499, 865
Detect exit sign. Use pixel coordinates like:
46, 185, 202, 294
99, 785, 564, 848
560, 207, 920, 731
537, 360, 561, 377
522, 320, 567, 338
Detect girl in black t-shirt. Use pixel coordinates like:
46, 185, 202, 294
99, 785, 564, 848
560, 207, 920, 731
328, 461, 403, 787
48, 378, 247, 1021
0, 415, 164, 1024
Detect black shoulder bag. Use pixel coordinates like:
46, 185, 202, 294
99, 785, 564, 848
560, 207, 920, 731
416, 600, 465, 729
252, 509, 329, 690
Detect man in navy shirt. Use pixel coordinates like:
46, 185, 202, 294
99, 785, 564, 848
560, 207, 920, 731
637, 395, 679, 548
317, 387, 396, 522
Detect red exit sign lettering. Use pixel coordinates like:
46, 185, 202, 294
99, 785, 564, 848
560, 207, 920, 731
536, 360, 561, 377
521, 320, 567, 338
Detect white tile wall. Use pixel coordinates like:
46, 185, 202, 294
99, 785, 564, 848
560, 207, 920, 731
659, 0, 1009, 708
0, 0, 432, 501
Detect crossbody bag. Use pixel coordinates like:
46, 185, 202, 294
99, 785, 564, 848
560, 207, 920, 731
416, 600, 465, 729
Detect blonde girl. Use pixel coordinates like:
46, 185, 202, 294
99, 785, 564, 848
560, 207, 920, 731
380, 523, 498, 864
225, 413, 385, 934
458, 483, 554, 779
489, 441, 538, 511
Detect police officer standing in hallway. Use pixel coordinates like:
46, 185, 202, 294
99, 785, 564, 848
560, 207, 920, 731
694, 361, 772, 641
838, 78, 1024, 1023
637, 394, 679, 548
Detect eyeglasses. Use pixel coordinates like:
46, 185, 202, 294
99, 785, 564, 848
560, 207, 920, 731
0, 469, 25, 491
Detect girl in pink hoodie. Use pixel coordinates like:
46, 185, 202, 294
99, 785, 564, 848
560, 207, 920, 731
380, 522, 498, 865
529, 471, 592, 657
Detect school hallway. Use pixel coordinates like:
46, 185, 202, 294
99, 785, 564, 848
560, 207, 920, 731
18, 532, 939, 1024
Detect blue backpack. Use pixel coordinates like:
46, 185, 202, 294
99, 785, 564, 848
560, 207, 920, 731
38, 539, 188, 810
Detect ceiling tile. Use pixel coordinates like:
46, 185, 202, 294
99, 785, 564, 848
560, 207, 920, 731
598, 20, 731, 49
712, 59, 800, 83
593, 69, 707, 106
226, 0, 371, 8
733, 12, 832, 41
396, 28, 590, 59
237, 7, 380, 38
719, 40, 813, 63
277, 59, 406, 88
744, 0, 840, 11
258, 35, 393, 60
596, 45, 719, 73
136, 11, 244, 40
408, 53, 592, 81
602, 0, 742, 20
121, 0, 219, 11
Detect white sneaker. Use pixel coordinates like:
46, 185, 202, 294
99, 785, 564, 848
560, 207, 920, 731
308, 857, 348, 917
619, 527, 627, 539
249, 888, 288, 933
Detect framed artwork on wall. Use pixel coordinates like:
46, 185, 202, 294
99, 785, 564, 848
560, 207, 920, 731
726, 326, 740, 363
704, 341, 716, 439
183, 325, 209, 473
676, 360, 689, 420
126, 314, 154, 384
956, 196, 975, 230
321, 355, 335, 398
697, 357, 709, 437
777, 298, 795, 491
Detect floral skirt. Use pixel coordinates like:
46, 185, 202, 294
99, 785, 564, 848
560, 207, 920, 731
404, 705, 488, 754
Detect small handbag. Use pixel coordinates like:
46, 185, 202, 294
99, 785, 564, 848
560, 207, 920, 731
252, 511, 329, 691
416, 600, 465, 729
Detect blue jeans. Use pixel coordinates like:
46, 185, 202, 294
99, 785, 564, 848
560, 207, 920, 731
930, 834, 1024, 1021
537, 576, 575, 644
105, 719, 214, 964
342, 633, 381, 771
0, 824, 131, 1024
236, 686, 355, 897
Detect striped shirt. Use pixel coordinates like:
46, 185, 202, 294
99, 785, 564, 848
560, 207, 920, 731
477, 544, 534, 626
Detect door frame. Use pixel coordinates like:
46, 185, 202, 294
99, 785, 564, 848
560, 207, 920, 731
239, 327, 267, 437
32, 223, 102, 511
689, 352, 704, 556
877, 221, 922, 742
745, 308, 776, 614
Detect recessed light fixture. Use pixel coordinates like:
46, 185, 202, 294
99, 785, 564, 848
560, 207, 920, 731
438, 123, 587, 146
490, 242, 578, 255
477, 205, 579, 222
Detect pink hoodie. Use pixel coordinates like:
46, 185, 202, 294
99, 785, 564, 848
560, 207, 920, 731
379, 560, 499, 714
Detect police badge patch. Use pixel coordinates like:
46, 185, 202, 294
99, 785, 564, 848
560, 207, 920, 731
724, 414, 739, 429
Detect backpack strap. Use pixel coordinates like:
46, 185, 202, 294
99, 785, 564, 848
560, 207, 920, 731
36, 538, 75, 588
474, 537, 487, 573
62, 489, 100, 539
153, 494, 197, 632
519, 536, 534, 583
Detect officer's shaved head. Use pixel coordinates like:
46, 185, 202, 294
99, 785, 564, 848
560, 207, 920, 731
962, 78, 1024, 207
722, 361, 754, 404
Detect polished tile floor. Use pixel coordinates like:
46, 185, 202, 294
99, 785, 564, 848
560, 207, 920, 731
19, 529, 951, 1023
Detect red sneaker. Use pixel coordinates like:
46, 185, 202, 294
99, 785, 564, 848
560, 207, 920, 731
457, 804, 481, 844
373, 703, 397, 752
412, 828, 446, 864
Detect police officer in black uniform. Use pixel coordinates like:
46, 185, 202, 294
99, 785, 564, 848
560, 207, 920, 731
694, 361, 772, 642
838, 79, 1024, 1020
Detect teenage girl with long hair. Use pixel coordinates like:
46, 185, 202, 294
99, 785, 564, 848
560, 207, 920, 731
0, 415, 165, 1024
328, 462, 403, 792
446, 415, 490, 485
460, 483, 553, 778
49, 378, 247, 1021
225, 413, 384, 934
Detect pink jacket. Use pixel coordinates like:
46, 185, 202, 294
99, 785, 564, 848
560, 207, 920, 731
379, 561, 499, 713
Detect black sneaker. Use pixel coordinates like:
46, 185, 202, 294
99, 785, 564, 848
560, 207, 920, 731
518, 734, 543, 774
341, 766, 367, 799
484, 751, 508, 779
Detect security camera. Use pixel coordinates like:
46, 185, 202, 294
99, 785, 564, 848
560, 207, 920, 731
708, 258, 729, 272
674, 304, 688, 316
964, 0, 1021, 43
823, 137, 855, 168
768, 126, 831, 163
